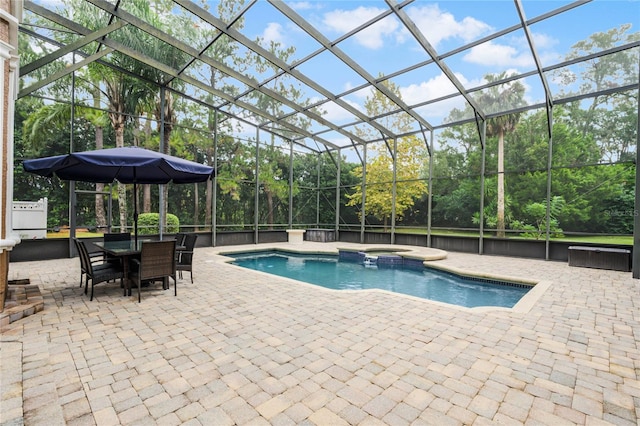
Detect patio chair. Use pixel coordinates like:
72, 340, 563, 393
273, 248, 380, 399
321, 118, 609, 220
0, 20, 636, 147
104, 232, 131, 241
176, 233, 197, 283
73, 238, 106, 287
76, 239, 124, 301
175, 232, 187, 247
129, 240, 177, 303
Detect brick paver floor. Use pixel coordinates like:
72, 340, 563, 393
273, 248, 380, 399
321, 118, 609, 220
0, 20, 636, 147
1, 242, 639, 425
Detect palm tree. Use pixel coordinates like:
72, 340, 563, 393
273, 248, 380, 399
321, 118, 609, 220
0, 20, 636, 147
58, 0, 159, 232
22, 100, 111, 230
251, 41, 308, 228
479, 72, 526, 238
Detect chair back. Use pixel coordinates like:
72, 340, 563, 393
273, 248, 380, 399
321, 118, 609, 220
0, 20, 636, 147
179, 234, 198, 264
75, 239, 93, 273
175, 232, 187, 246
73, 238, 87, 269
138, 240, 176, 282
104, 232, 131, 242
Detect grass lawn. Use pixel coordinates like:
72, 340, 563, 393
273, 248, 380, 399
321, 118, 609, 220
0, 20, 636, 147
45, 227, 633, 246
47, 229, 103, 239
394, 228, 633, 245
552, 235, 632, 245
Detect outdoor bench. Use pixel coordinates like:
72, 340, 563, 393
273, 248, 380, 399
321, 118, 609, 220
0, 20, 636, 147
568, 245, 631, 272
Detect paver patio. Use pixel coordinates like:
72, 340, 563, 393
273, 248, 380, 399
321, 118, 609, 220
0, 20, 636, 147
1, 242, 639, 425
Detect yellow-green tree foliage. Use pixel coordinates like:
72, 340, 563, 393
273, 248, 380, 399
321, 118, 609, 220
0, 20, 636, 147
347, 137, 427, 226
346, 78, 427, 226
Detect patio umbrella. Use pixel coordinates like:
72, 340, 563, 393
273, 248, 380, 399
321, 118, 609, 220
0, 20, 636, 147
23, 146, 215, 243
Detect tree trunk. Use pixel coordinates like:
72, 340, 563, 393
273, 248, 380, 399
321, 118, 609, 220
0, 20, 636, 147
205, 176, 212, 232
193, 182, 199, 232
92, 86, 107, 233
94, 125, 107, 232
114, 123, 127, 233
267, 189, 274, 230
158, 92, 173, 234
143, 185, 151, 213
497, 129, 506, 238
143, 117, 152, 212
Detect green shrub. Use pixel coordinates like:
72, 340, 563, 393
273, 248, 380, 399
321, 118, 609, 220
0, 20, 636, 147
137, 213, 179, 235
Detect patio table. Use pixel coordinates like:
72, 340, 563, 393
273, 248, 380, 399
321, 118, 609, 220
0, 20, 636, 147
93, 240, 185, 294
93, 240, 146, 296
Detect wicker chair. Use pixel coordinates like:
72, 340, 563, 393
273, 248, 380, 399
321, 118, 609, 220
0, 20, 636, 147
176, 233, 197, 283
76, 239, 124, 301
73, 238, 106, 288
129, 240, 177, 303
175, 232, 187, 247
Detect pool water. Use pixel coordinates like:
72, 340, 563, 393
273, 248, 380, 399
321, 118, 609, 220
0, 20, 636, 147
230, 251, 531, 308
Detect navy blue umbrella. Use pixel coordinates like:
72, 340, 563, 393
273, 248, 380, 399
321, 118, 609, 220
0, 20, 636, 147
23, 146, 215, 242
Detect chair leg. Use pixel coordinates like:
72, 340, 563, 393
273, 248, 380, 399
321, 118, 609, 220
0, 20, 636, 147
190, 271, 193, 284
138, 279, 141, 303
90, 282, 95, 301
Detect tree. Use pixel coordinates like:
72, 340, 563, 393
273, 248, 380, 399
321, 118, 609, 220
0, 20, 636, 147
249, 39, 308, 228
292, 151, 360, 226
183, 0, 249, 230
22, 100, 111, 231
346, 79, 427, 229
347, 137, 427, 229
55, 0, 160, 232
478, 72, 526, 237
14, 97, 71, 229
510, 196, 565, 239
555, 25, 640, 161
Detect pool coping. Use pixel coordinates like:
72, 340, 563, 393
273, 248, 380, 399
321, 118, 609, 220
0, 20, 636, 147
217, 245, 548, 314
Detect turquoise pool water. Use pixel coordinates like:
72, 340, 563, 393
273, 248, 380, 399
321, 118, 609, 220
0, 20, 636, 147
230, 251, 531, 308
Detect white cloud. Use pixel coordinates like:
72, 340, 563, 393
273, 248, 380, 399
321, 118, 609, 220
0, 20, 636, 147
399, 72, 484, 123
289, 2, 321, 11
260, 22, 286, 46
316, 99, 363, 123
463, 41, 535, 68
531, 32, 558, 50
462, 31, 559, 70
323, 6, 399, 50
400, 73, 459, 105
406, 4, 492, 48
351, 85, 374, 100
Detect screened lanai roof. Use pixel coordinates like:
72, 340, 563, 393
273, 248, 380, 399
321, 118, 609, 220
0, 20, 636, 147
18, 0, 640, 152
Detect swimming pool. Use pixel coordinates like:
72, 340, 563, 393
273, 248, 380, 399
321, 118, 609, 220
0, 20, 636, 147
229, 250, 532, 308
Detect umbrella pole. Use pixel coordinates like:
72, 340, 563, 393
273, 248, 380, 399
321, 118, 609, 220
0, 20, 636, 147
134, 183, 138, 246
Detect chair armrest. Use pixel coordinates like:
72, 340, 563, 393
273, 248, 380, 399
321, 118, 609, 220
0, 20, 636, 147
130, 258, 141, 272
87, 251, 105, 263
176, 250, 193, 261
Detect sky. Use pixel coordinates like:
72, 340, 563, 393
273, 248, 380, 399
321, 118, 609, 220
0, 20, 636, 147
27, 0, 640, 148
225, 0, 639, 144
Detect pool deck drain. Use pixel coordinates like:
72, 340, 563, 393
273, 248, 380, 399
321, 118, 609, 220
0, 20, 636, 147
2, 242, 639, 425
